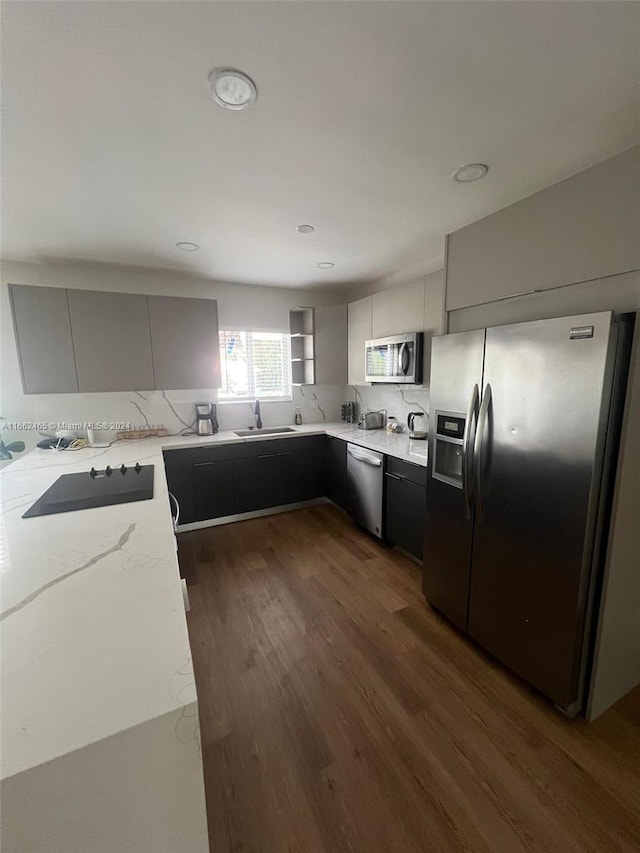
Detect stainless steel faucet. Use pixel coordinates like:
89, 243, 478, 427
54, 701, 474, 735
254, 399, 262, 429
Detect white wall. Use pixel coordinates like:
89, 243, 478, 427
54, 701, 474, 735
0, 260, 346, 451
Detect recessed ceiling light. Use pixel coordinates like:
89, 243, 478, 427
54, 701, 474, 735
208, 68, 257, 110
176, 241, 199, 252
451, 163, 489, 183
317, 262, 334, 269
296, 224, 315, 234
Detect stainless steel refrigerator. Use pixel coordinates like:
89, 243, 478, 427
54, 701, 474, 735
423, 311, 634, 716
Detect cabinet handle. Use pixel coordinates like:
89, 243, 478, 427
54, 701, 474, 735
181, 579, 190, 612
256, 453, 276, 459
386, 472, 402, 481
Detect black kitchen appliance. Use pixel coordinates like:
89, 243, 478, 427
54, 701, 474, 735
340, 401, 356, 423
22, 464, 154, 518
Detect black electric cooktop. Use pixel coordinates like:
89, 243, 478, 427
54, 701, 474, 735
22, 463, 154, 519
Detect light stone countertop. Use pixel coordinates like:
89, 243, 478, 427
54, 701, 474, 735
0, 421, 426, 782
159, 421, 429, 467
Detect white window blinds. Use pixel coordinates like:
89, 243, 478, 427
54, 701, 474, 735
219, 331, 292, 401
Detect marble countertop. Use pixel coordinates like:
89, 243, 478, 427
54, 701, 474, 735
0, 439, 195, 782
160, 421, 428, 467
0, 421, 426, 781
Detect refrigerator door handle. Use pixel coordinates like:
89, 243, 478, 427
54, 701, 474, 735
473, 383, 492, 520
462, 383, 479, 520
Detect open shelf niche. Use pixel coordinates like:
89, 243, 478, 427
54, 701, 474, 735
289, 307, 315, 385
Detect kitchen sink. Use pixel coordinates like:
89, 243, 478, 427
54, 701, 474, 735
234, 427, 297, 437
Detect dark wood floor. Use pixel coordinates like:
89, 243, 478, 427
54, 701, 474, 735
180, 505, 640, 853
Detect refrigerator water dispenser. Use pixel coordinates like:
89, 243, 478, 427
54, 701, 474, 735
432, 411, 466, 488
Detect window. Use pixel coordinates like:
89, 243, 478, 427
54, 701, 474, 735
218, 330, 291, 401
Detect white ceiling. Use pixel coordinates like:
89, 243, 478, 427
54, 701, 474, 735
2, 1, 639, 291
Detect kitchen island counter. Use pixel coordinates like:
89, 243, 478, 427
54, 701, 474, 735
0, 421, 426, 784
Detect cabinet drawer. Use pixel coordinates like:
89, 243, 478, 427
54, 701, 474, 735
386, 456, 427, 487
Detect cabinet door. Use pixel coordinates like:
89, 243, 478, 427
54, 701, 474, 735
445, 146, 640, 311
277, 449, 316, 505
325, 436, 351, 512
385, 471, 425, 561
9, 284, 78, 393
315, 304, 347, 385
347, 297, 372, 385
163, 450, 196, 525
194, 460, 235, 521
233, 454, 280, 513
372, 280, 425, 338
148, 296, 221, 390
67, 289, 154, 391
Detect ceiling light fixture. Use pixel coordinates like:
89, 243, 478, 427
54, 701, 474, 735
176, 241, 199, 252
451, 163, 489, 183
296, 224, 315, 234
208, 68, 257, 110
317, 262, 334, 269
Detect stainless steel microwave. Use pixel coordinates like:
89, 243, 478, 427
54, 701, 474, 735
365, 332, 423, 384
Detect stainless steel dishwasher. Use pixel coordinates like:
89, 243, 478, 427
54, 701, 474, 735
346, 443, 384, 537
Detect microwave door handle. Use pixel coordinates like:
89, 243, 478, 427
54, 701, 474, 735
398, 342, 410, 375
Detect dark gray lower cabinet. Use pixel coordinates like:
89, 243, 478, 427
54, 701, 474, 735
234, 439, 324, 513
165, 436, 428, 545
163, 436, 325, 524
194, 460, 235, 521
384, 457, 427, 562
163, 448, 197, 525
325, 436, 351, 512
234, 454, 280, 513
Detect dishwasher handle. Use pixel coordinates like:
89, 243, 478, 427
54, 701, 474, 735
347, 445, 383, 467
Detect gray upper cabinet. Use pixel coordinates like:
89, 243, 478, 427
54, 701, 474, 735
372, 280, 425, 338
315, 304, 347, 385
148, 295, 221, 390
67, 289, 155, 392
9, 284, 78, 393
446, 145, 640, 312
347, 296, 372, 385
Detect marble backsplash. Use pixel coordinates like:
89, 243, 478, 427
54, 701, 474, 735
0, 383, 429, 456
0, 384, 347, 453
346, 384, 430, 433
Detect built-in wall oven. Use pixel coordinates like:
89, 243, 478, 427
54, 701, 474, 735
365, 333, 423, 384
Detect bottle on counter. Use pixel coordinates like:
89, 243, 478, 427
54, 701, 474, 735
295, 406, 302, 425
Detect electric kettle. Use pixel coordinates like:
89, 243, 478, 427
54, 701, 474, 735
407, 411, 427, 440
